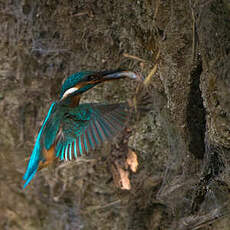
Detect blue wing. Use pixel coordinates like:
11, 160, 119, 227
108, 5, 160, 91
23, 102, 57, 188
23, 102, 129, 188
55, 103, 129, 161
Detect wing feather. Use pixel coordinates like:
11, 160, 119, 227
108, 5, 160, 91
64, 144, 69, 161
95, 119, 106, 142
84, 130, 90, 153
90, 120, 102, 145
69, 143, 72, 160
73, 140, 77, 159
97, 118, 112, 138
87, 126, 95, 149
55, 103, 129, 161
101, 115, 120, 134
60, 146, 65, 160
79, 138, 83, 156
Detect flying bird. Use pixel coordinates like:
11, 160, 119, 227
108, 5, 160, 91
23, 70, 141, 188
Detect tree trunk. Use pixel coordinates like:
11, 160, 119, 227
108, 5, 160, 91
0, 0, 229, 229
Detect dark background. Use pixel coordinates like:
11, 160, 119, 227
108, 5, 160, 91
0, 0, 230, 229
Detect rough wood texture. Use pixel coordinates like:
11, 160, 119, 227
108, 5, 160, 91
0, 0, 229, 229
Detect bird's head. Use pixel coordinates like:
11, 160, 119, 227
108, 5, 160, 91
59, 70, 142, 101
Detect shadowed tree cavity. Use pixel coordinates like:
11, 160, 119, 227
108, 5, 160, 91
186, 54, 206, 159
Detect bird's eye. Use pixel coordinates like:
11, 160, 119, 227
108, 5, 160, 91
87, 74, 100, 82
87, 75, 95, 81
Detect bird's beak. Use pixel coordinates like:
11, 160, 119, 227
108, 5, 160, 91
101, 70, 143, 81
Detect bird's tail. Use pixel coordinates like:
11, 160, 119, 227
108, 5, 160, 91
23, 144, 41, 189
23, 102, 56, 189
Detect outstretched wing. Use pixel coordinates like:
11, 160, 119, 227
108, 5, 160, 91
54, 103, 129, 161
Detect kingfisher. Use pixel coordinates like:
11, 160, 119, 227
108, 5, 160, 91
23, 70, 141, 188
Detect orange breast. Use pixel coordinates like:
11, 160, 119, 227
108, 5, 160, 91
38, 145, 56, 170
70, 94, 80, 107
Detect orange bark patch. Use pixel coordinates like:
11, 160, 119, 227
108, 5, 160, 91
111, 161, 131, 190
127, 149, 138, 172
111, 149, 138, 190
117, 167, 131, 190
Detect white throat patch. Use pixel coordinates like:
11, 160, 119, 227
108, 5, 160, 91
61, 87, 79, 99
